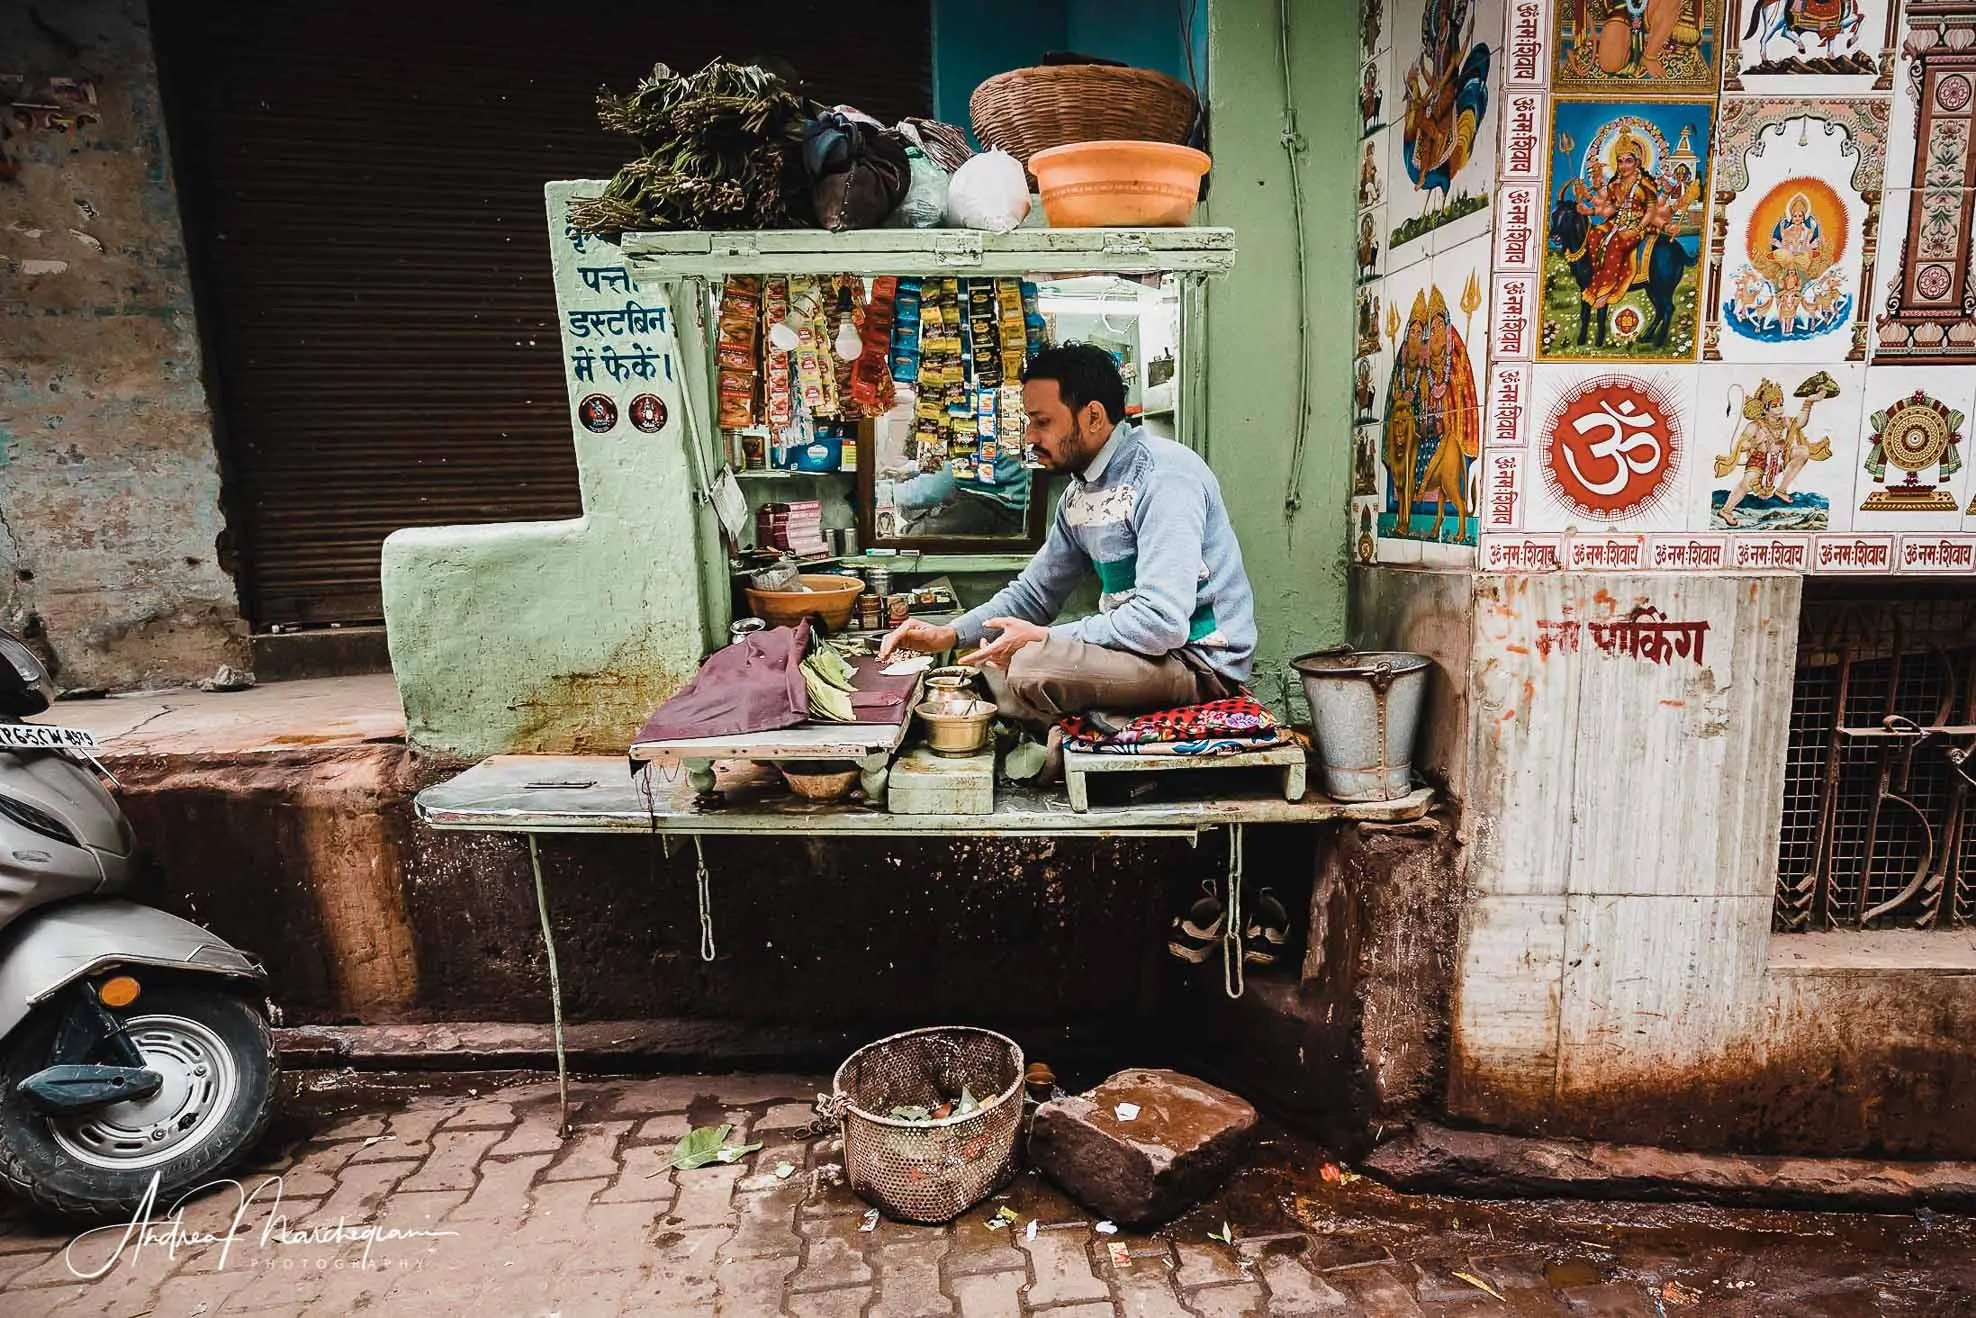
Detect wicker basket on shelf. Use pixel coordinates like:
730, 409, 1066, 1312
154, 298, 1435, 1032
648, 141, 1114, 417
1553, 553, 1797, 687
968, 64, 1199, 165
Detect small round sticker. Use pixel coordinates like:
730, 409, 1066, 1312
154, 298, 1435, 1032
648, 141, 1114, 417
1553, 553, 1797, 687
628, 393, 668, 434
578, 393, 617, 433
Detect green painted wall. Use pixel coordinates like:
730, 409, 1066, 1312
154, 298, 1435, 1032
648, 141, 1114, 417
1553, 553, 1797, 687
1201, 0, 1355, 714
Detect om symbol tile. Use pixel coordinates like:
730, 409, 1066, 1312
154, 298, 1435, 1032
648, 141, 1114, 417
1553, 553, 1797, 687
1528, 363, 1700, 532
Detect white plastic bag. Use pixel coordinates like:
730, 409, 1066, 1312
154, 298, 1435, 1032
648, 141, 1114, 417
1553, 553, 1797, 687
945, 150, 1030, 233
886, 148, 950, 229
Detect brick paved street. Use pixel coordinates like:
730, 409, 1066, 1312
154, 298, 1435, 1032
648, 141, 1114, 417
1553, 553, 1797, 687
2, 1070, 1974, 1316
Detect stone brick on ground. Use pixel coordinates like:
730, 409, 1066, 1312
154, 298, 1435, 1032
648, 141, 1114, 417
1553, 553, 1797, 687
1030, 1069, 1258, 1228
954, 1268, 1026, 1318
1188, 1281, 1269, 1317
794, 1213, 877, 1292
1018, 1228, 1109, 1307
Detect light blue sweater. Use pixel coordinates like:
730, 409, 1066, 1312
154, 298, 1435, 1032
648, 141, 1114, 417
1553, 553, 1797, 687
953, 423, 1257, 682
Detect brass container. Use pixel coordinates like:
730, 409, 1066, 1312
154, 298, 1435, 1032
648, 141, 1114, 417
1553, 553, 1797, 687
916, 699, 997, 757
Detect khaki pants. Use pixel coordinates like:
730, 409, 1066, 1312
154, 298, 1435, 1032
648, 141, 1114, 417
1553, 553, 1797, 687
980, 634, 1224, 729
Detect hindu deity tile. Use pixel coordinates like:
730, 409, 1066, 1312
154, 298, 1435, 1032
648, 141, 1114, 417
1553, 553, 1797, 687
1358, 205, 1389, 287
1363, 48, 1393, 142
1358, 133, 1389, 216
1705, 102, 1887, 363
1353, 498, 1385, 564
1355, 337, 1393, 429
1695, 362, 1865, 534
1365, 0, 1390, 62
1354, 425, 1385, 498
1357, 284, 1388, 362
1389, 0, 1501, 268
1722, 0, 1895, 94
1376, 250, 1489, 546
1525, 361, 1702, 533
1538, 97, 1714, 362
1553, 0, 1724, 93
1852, 365, 1976, 527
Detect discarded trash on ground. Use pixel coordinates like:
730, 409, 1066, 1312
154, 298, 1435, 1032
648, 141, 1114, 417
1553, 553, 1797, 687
1454, 1271, 1506, 1301
774, 1162, 796, 1180
1210, 1221, 1234, 1245
1320, 1162, 1363, 1186
1657, 1280, 1702, 1307
1115, 1102, 1141, 1122
985, 1206, 1019, 1231
1107, 1241, 1132, 1268
888, 1083, 980, 1124
859, 1208, 880, 1232
669, 1123, 762, 1171
1095, 1220, 1118, 1234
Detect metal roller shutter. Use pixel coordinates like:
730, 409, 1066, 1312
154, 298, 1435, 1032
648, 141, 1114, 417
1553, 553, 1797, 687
154, 1, 930, 626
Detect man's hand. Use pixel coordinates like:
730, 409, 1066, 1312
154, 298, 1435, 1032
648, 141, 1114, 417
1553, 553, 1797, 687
878, 618, 958, 662
961, 617, 1047, 669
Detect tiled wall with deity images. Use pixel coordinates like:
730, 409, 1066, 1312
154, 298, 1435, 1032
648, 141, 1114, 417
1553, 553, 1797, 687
1354, 0, 1976, 577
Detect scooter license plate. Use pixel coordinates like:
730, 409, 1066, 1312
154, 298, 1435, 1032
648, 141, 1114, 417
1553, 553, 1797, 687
0, 724, 100, 750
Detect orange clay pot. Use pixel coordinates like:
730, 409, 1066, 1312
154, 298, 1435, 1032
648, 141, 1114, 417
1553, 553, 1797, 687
1028, 141, 1210, 228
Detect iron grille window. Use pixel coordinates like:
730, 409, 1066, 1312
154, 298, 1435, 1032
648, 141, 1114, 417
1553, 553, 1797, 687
1776, 586, 1976, 931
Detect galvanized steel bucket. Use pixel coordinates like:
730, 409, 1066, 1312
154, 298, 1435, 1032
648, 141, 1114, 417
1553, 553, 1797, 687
1291, 649, 1429, 802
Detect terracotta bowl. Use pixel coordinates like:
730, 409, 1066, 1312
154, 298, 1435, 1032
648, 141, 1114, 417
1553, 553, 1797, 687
744, 573, 864, 630
779, 760, 861, 801
1029, 141, 1210, 228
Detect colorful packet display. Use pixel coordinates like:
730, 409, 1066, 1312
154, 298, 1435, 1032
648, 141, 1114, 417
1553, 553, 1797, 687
715, 275, 761, 430
850, 276, 897, 416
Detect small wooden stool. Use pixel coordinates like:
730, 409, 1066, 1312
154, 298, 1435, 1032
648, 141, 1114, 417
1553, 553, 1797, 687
1061, 743, 1308, 813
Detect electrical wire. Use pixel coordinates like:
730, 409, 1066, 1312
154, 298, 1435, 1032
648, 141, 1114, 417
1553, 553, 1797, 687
1276, 0, 1314, 521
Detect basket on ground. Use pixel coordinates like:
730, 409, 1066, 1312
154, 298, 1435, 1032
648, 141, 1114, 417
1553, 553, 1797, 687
831, 1025, 1025, 1223
968, 64, 1198, 165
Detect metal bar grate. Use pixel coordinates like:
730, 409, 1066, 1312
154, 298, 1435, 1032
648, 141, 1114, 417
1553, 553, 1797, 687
1777, 591, 1976, 931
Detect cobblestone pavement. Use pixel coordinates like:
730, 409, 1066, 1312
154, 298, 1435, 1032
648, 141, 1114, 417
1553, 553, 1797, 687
3, 1070, 1974, 1316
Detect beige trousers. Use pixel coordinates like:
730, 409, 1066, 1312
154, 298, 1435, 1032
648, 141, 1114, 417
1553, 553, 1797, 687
979, 634, 1222, 729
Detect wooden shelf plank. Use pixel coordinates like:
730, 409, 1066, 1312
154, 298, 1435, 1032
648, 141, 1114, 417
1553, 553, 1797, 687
621, 226, 1236, 279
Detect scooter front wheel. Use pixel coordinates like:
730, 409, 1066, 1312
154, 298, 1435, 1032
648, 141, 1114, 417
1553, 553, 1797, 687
0, 984, 277, 1219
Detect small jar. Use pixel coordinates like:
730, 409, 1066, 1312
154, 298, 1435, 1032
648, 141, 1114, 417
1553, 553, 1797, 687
865, 567, 892, 598
857, 596, 882, 631
887, 595, 911, 627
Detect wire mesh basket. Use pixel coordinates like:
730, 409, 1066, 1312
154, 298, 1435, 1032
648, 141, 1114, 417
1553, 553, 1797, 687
829, 1025, 1025, 1224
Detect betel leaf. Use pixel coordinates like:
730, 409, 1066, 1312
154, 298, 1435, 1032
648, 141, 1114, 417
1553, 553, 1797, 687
1002, 741, 1048, 781
956, 1085, 980, 1117
671, 1123, 737, 1171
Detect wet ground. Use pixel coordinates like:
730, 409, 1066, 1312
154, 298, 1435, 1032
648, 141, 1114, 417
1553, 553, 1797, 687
1, 1068, 1971, 1315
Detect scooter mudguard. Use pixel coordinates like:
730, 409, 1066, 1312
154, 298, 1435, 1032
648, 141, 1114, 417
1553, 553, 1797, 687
0, 899, 265, 1044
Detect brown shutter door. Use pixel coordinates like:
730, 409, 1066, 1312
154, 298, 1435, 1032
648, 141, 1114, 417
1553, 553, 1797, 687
156, 2, 931, 626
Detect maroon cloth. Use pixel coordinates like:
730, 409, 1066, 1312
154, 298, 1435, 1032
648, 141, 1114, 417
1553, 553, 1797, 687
634, 621, 811, 744
844, 656, 919, 724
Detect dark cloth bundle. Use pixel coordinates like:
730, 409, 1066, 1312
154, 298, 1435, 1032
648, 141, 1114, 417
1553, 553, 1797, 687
635, 621, 813, 744
795, 109, 911, 232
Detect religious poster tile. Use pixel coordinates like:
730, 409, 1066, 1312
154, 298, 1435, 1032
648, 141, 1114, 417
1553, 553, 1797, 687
1355, 343, 1392, 428
1354, 425, 1385, 497
1365, 0, 1389, 62
1553, 0, 1723, 93
1483, 444, 1528, 529
1696, 363, 1865, 534
1539, 97, 1714, 362
1648, 533, 1729, 568
1729, 534, 1811, 568
1722, 0, 1895, 94
1353, 498, 1382, 564
1420, 532, 1482, 565
1389, 0, 1501, 266
1489, 360, 1536, 448
1853, 365, 1976, 526
1875, 10, 1976, 361
1705, 102, 1886, 363
1359, 206, 1389, 288
1357, 285, 1387, 361
1359, 133, 1388, 214
1495, 181, 1544, 272
1481, 532, 1564, 569
1810, 532, 1896, 572
1494, 273, 1540, 358
1377, 253, 1488, 547
1564, 533, 1649, 569
1527, 362, 1701, 532
1502, 90, 1547, 181
1505, 0, 1551, 84
1363, 49, 1392, 141
1896, 532, 1976, 572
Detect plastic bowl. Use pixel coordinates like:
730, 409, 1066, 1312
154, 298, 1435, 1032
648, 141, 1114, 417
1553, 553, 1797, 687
743, 573, 865, 630
1029, 141, 1211, 228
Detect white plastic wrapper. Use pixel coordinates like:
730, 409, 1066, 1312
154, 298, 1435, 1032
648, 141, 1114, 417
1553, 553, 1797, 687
945, 150, 1030, 233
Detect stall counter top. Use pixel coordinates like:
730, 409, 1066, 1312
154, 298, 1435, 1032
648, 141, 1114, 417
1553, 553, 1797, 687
416, 755, 1434, 839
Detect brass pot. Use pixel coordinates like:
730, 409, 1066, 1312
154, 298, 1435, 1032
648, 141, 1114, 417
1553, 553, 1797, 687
916, 699, 997, 758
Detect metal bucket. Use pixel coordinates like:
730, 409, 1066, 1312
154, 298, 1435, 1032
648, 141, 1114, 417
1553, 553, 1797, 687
1291, 649, 1429, 802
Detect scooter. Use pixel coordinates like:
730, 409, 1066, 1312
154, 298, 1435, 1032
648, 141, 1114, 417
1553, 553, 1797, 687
0, 631, 275, 1218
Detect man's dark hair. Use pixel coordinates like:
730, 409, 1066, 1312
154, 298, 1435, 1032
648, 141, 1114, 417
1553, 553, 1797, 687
1023, 343, 1126, 425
